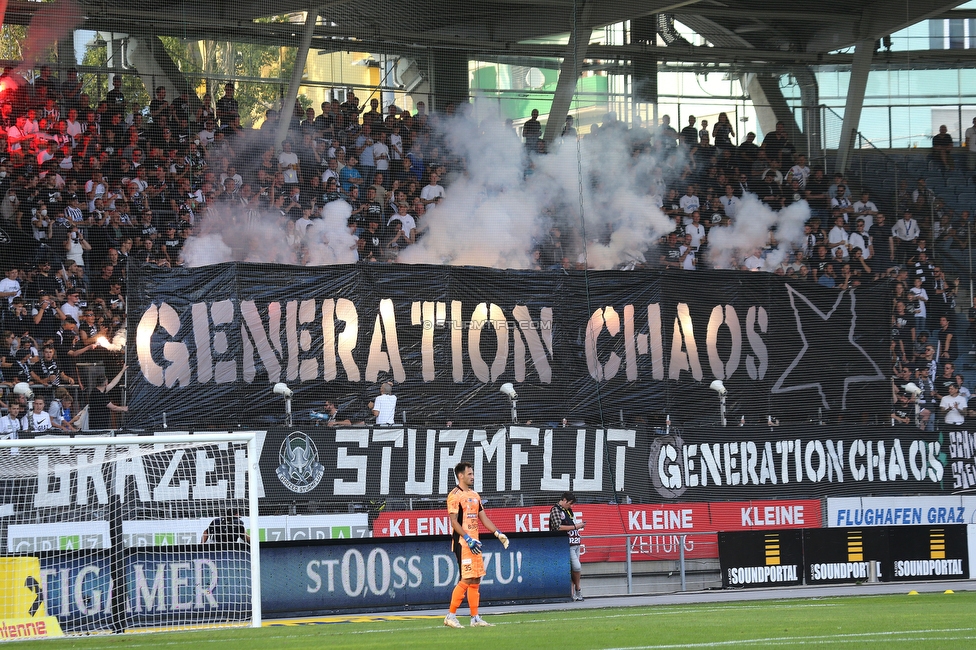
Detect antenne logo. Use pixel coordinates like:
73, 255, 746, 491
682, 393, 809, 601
276, 431, 325, 493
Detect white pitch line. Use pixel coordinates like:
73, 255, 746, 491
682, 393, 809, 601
602, 627, 976, 649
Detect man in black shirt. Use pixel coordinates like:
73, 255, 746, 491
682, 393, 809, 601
87, 366, 127, 430
215, 84, 239, 127
201, 511, 249, 545
105, 76, 125, 117
680, 115, 698, 148
360, 218, 384, 262
658, 232, 682, 270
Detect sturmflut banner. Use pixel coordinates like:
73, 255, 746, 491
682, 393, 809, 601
125, 264, 890, 428
0, 426, 950, 535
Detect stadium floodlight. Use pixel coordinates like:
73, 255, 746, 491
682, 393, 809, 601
499, 383, 518, 424
273, 383, 294, 426
710, 380, 728, 427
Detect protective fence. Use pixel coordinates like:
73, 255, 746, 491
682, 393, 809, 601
0, 435, 261, 635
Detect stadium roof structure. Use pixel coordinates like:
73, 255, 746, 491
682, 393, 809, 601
2, 0, 970, 65
2, 0, 971, 169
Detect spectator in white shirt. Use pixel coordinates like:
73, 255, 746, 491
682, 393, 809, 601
892, 211, 920, 263
852, 191, 879, 230
719, 184, 740, 219
848, 218, 873, 260
369, 381, 397, 425
679, 185, 700, 215
686, 211, 706, 250
787, 154, 810, 188
0, 268, 20, 307
940, 383, 967, 426
828, 215, 850, 260
420, 173, 446, 208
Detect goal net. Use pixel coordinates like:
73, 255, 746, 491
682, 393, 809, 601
0, 433, 260, 638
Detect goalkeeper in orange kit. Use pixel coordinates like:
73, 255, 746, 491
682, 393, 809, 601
444, 461, 510, 628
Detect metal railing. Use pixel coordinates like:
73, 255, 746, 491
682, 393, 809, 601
578, 532, 721, 596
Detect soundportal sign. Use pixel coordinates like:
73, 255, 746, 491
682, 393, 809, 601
126, 264, 890, 428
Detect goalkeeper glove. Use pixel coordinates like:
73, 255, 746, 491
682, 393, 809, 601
463, 534, 483, 555
494, 530, 510, 549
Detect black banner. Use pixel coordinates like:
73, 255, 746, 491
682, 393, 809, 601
259, 424, 951, 504
886, 525, 969, 581
801, 526, 968, 584
803, 528, 885, 584
947, 429, 976, 490
2, 426, 951, 520
719, 529, 803, 588
126, 264, 890, 429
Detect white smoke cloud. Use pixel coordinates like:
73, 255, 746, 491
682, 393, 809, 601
181, 104, 811, 272
182, 233, 233, 267
306, 200, 359, 265
706, 193, 811, 271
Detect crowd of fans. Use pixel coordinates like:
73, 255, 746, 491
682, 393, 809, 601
2, 64, 975, 430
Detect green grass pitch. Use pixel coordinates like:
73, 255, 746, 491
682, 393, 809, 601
15, 592, 976, 649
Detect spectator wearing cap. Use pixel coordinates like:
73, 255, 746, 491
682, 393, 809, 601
63, 192, 85, 225
60, 289, 82, 327
29, 260, 60, 302
360, 217, 384, 262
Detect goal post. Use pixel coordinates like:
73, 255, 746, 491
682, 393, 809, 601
0, 432, 261, 637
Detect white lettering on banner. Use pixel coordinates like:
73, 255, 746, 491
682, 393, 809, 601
585, 303, 767, 383
30, 442, 249, 507
627, 509, 693, 531
385, 517, 451, 536
810, 562, 877, 581
515, 513, 552, 533
139, 300, 554, 387
305, 549, 521, 598
740, 505, 804, 527
653, 437, 942, 496
727, 565, 799, 585
22, 427, 646, 507
40, 565, 111, 616
130, 562, 219, 613
893, 559, 965, 577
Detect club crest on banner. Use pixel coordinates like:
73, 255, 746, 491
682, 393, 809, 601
276, 431, 325, 493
